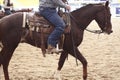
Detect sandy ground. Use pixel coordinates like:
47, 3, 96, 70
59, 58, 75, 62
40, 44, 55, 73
0, 17, 120, 80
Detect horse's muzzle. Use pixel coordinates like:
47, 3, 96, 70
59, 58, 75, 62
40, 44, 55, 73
106, 30, 113, 34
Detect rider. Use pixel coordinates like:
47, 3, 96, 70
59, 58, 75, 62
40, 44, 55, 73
3, 0, 13, 15
39, 0, 71, 53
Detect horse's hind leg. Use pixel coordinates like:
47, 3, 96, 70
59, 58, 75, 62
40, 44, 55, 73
0, 46, 17, 80
0, 47, 10, 80
0, 61, 4, 80
70, 48, 87, 80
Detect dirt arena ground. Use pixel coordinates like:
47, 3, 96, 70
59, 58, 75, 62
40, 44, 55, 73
0, 17, 120, 80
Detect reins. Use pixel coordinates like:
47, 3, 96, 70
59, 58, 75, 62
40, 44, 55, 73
64, 0, 79, 66
65, 0, 105, 66
85, 28, 103, 34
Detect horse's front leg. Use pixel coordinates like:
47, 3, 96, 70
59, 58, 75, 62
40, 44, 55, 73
54, 51, 68, 80
58, 51, 68, 70
70, 48, 87, 80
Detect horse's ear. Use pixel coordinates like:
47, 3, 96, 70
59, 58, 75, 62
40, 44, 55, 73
105, 1, 109, 7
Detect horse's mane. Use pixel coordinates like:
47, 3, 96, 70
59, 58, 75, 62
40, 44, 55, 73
72, 3, 104, 13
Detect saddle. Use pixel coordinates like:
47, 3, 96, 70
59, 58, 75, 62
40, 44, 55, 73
24, 11, 71, 56
27, 11, 71, 33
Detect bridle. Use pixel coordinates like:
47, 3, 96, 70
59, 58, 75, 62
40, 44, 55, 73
103, 6, 110, 32
69, 4, 111, 34
86, 5, 110, 34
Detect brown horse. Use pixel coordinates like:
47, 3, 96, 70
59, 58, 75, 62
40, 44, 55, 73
0, 1, 112, 80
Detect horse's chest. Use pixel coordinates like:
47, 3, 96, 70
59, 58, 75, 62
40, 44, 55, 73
73, 30, 83, 46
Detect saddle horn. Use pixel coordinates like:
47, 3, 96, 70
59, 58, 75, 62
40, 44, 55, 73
105, 1, 109, 7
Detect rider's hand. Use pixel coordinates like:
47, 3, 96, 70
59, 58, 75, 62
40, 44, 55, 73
65, 5, 71, 11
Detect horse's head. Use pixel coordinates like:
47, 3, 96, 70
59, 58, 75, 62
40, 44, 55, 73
95, 1, 113, 34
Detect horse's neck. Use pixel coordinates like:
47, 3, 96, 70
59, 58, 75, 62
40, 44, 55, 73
71, 7, 98, 30
71, 13, 94, 30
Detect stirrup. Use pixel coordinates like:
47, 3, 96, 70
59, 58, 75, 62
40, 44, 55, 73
46, 44, 63, 54
46, 48, 63, 54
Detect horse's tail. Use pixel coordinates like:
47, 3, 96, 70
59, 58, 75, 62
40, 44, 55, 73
0, 53, 2, 67
0, 43, 3, 66
0, 63, 3, 79
0, 53, 2, 71
0, 45, 3, 67
0, 42, 3, 48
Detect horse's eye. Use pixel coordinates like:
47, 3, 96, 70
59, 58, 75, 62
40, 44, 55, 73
110, 14, 112, 16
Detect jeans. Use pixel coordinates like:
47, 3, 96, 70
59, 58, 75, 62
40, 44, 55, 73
4, 9, 12, 15
39, 7, 66, 47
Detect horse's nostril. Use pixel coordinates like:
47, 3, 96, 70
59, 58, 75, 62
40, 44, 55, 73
108, 30, 113, 34
110, 30, 113, 33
